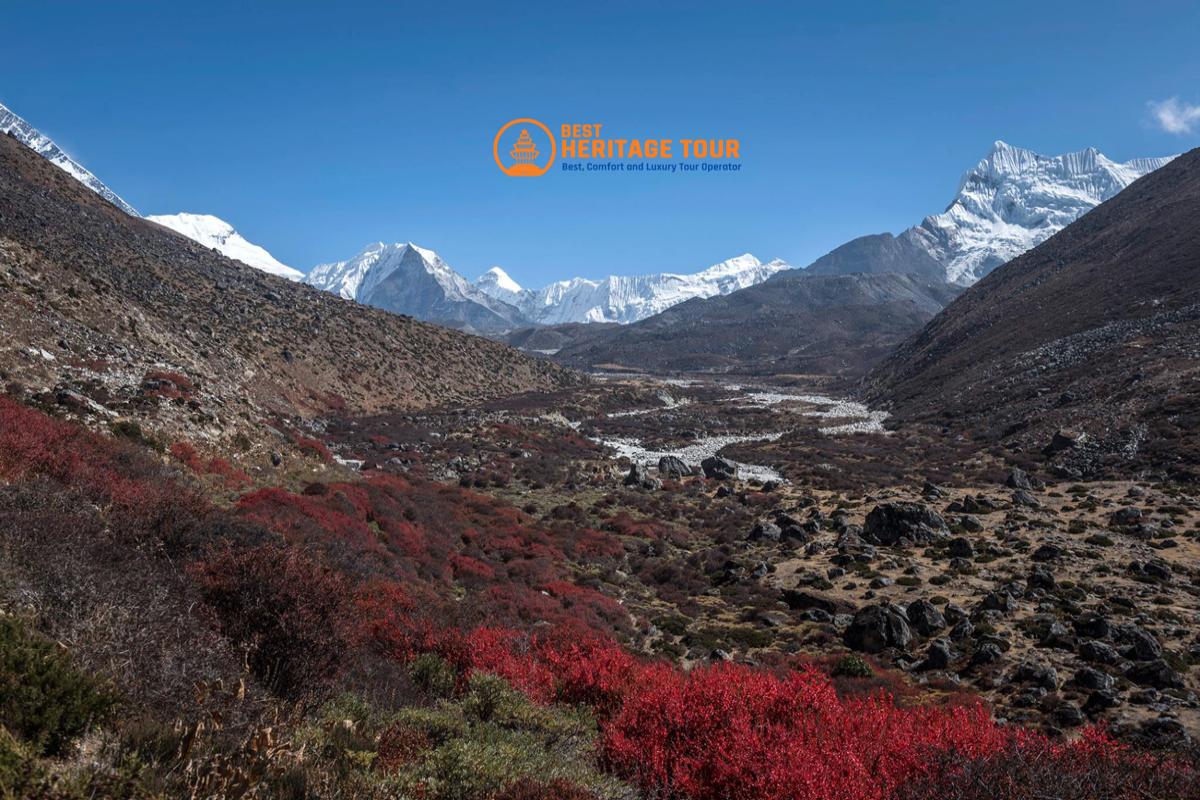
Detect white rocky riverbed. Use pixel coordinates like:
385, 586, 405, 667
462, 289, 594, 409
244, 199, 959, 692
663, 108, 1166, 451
597, 432, 786, 483
584, 383, 889, 483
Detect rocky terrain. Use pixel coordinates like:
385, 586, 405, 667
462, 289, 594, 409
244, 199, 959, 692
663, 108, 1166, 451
314, 376, 1200, 748
0, 132, 579, 452
868, 146, 1200, 480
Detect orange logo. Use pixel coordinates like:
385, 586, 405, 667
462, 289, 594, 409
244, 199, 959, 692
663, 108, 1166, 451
494, 118, 556, 177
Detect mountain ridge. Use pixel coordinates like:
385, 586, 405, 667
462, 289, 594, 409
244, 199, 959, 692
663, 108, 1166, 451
0, 100, 139, 216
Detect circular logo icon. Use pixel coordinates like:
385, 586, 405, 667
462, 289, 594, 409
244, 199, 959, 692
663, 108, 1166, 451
494, 118, 556, 177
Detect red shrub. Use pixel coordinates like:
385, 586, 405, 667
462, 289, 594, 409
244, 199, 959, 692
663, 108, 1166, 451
599, 661, 1048, 800
171, 441, 252, 489
0, 396, 208, 546
293, 435, 333, 463
892, 730, 1200, 800
189, 543, 353, 699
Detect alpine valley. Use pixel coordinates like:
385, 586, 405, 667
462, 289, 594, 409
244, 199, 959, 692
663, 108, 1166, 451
4, 89, 1200, 800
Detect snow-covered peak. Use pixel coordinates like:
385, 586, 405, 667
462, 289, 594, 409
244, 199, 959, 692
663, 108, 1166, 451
478, 266, 524, 296
307, 242, 485, 303
904, 141, 1176, 284
0, 100, 139, 216
146, 212, 303, 280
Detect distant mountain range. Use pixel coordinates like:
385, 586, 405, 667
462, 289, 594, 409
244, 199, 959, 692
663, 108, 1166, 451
548, 271, 961, 378
473, 254, 794, 324
1, 99, 1180, 363
305, 242, 527, 334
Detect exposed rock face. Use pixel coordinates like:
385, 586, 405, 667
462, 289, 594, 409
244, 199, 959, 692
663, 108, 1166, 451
862, 502, 949, 546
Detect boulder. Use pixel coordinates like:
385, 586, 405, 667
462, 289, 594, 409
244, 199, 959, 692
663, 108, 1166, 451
658, 455, 693, 479
844, 603, 912, 653
623, 463, 661, 490
746, 521, 782, 543
905, 599, 946, 637
1126, 659, 1184, 689
1005, 467, 1033, 490
862, 502, 949, 546
701, 456, 738, 481
1044, 428, 1087, 455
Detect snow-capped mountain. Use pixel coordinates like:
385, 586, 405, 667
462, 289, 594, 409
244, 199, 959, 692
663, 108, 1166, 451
475, 254, 794, 325
0, 100, 139, 216
306, 243, 527, 333
902, 141, 1175, 285
146, 212, 303, 280
476, 266, 525, 301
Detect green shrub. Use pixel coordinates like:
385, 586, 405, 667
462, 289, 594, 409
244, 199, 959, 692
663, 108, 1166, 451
410, 653, 458, 698
0, 725, 44, 799
463, 673, 512, 723
0, 617, 116, 756
831, 654, 873, 678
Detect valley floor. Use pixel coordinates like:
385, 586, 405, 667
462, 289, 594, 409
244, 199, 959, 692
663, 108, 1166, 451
2, 376, 1199, 799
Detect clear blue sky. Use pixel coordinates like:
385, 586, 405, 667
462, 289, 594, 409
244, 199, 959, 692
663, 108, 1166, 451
4, 0, 1198, 285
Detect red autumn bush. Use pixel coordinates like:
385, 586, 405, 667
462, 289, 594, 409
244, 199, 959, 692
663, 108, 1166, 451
0, 395, 208, 548
599, 661, 1045, 800
189, 543, 354, 699
170, 441, 251, 489
293, 434, 333, 463
234, 473, 630, 639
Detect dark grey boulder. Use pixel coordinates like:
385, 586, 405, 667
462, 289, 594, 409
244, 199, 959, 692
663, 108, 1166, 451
844, 603, 912, 653
623, 463, 661, 490
658, 455, 693, 479
905, 599, 946, 637
862, 502, 949, 546
701, 456, 738, 480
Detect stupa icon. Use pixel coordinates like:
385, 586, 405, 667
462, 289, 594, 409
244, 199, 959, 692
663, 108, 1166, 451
510, 129, 540, 164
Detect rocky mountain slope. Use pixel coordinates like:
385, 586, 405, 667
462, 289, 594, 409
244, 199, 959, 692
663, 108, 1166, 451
0, 100, 139, 216
476, 254, 794, 325
867, 147, 1200, 478
0, 132, 578, 445
306, 242, 529, 334
804, 232, 946, 281
145, 212, 303, 280
550, 271, 960, 378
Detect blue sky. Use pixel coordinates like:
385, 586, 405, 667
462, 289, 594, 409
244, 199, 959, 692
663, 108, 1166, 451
4, 1, 1198, 286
